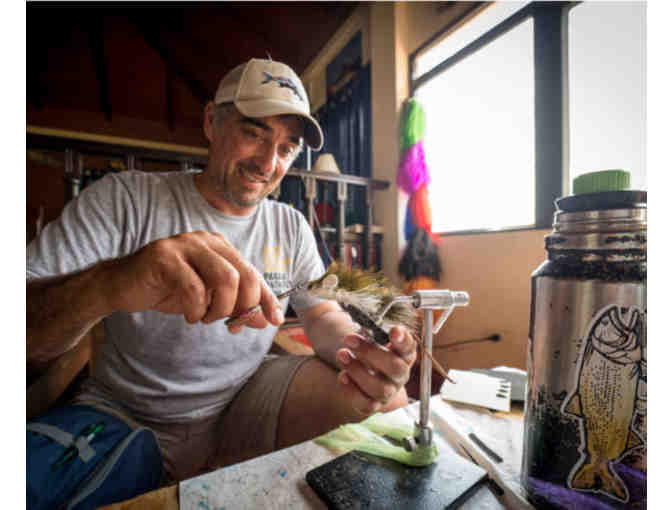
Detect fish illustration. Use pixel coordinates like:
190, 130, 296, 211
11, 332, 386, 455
628, 324, 647, 472
261, 72, 304, 102
561, 305, 645, 503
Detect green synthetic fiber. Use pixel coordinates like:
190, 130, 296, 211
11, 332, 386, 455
400, 99, 426, 154
313, 413, 439, 467
360, 413, 414, 441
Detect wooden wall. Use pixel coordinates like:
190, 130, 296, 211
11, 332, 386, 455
432, 229, 550, 370
26, 151, 67, 242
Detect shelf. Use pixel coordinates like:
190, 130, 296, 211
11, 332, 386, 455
320, 225, 383, 236
287, 168, 389, 190
285, 168, 388, 270
27, 126, 208, 165
345, 224, 384, 234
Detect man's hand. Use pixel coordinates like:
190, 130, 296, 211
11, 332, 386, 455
334, 326, 417, 415
299, 303, 415, 416
27, 230, 282, 363
104, 231, 283, 331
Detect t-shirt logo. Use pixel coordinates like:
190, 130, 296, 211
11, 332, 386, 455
263, 245, 289, 273
263, 245, 290, 293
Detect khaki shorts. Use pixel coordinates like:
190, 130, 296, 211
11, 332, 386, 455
73, 354, 313, 483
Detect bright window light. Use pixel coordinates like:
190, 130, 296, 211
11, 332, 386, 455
416, 18, 535, 233
568, 2, 646, 190
414, 2, 529, 80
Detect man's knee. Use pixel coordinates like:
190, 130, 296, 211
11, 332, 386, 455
277, 356, 411, 448
282, 356, 339, 410
284, 356, 410, 416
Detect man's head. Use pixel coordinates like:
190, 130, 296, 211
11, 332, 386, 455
199, 59, 323, 215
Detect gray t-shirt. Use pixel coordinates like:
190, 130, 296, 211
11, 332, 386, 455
27, 171, 325, 422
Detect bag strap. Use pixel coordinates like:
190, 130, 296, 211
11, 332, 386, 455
27, 423, 95, 462
64, 427, 154, 510
27, 423, 73, 447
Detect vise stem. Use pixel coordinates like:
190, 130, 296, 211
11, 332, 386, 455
417, 308, 434, 445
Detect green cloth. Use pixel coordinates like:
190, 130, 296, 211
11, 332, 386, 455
400, 99, 426, 154
313, 413, 438, 467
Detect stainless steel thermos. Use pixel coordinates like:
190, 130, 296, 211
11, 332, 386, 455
522, 172, 646, 509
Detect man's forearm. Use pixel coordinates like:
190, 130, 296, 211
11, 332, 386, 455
27, 262, 115, 363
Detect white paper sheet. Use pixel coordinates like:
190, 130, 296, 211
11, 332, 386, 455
440, 369, 512, 412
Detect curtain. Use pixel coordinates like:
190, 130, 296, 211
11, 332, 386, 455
281, 64, 372, 267
313, 63, 372, 225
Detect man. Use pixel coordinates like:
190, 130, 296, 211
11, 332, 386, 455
27, 58, 416, 483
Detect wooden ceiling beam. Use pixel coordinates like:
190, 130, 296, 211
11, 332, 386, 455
223, 9, 276, 55
27, 28, 47, 110
131, 19, 211, 106
166, 67, 175, 132
87, 17, 112, 122
27, 67, 44, 111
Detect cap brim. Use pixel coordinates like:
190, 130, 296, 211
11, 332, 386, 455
235, 98, 324, 151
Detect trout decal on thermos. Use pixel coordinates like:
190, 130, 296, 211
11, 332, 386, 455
521, 171, 646, 509
561, 305, 646, 502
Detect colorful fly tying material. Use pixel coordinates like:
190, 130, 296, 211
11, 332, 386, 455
313, 413, 439, 467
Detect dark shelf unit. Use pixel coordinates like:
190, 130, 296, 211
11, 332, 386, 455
284, 168, 388, 269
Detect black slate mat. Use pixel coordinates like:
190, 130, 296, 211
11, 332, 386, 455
306, 449, 488, 510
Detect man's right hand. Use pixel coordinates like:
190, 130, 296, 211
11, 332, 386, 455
104, 231, 283, 330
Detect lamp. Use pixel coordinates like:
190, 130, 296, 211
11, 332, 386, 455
312, 153, 341, 174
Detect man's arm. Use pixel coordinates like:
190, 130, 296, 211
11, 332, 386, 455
27, 264, 115, 363
298, 301, 417, 415
27, 231, 285, 364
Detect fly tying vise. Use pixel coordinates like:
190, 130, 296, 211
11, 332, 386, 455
304, 263, 471, 451
226, 263, 470, 451
225, 264, 466, 390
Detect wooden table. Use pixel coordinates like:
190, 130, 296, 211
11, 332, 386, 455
100, 398, 525, 510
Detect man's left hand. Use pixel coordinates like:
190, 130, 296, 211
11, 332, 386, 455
335, 326, 417, 415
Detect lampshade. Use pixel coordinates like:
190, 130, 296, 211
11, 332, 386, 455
312, 153, 341, 174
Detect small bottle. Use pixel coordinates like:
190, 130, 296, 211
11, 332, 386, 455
521, 170, 646, 509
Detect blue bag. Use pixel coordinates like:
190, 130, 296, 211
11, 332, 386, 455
27, 404, 164, 510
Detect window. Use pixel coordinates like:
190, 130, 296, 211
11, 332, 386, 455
568, 2, 646, 190
411, 1, 647, 234
416, 17, 535, 232
413, 2, 527, 80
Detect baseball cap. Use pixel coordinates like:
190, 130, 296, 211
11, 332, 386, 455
214, 58, 324, 151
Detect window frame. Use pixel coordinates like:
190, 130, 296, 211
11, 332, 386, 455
409, 1, 581, 234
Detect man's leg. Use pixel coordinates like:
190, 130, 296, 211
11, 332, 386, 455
209, 354, 408, 469
276, 356, 409, 449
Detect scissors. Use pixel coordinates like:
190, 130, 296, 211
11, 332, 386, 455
224, 282, 308, 329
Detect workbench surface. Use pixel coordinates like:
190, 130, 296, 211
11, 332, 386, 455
99, 396, 525, 510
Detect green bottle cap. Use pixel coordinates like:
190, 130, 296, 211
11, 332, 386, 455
572, 169, 630, 195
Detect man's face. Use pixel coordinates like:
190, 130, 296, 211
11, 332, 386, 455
200, 104, 303, 215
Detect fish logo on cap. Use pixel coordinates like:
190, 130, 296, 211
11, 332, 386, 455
261, 72, 304, 102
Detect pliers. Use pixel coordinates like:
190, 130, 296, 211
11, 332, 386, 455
224, 282, 308, 329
